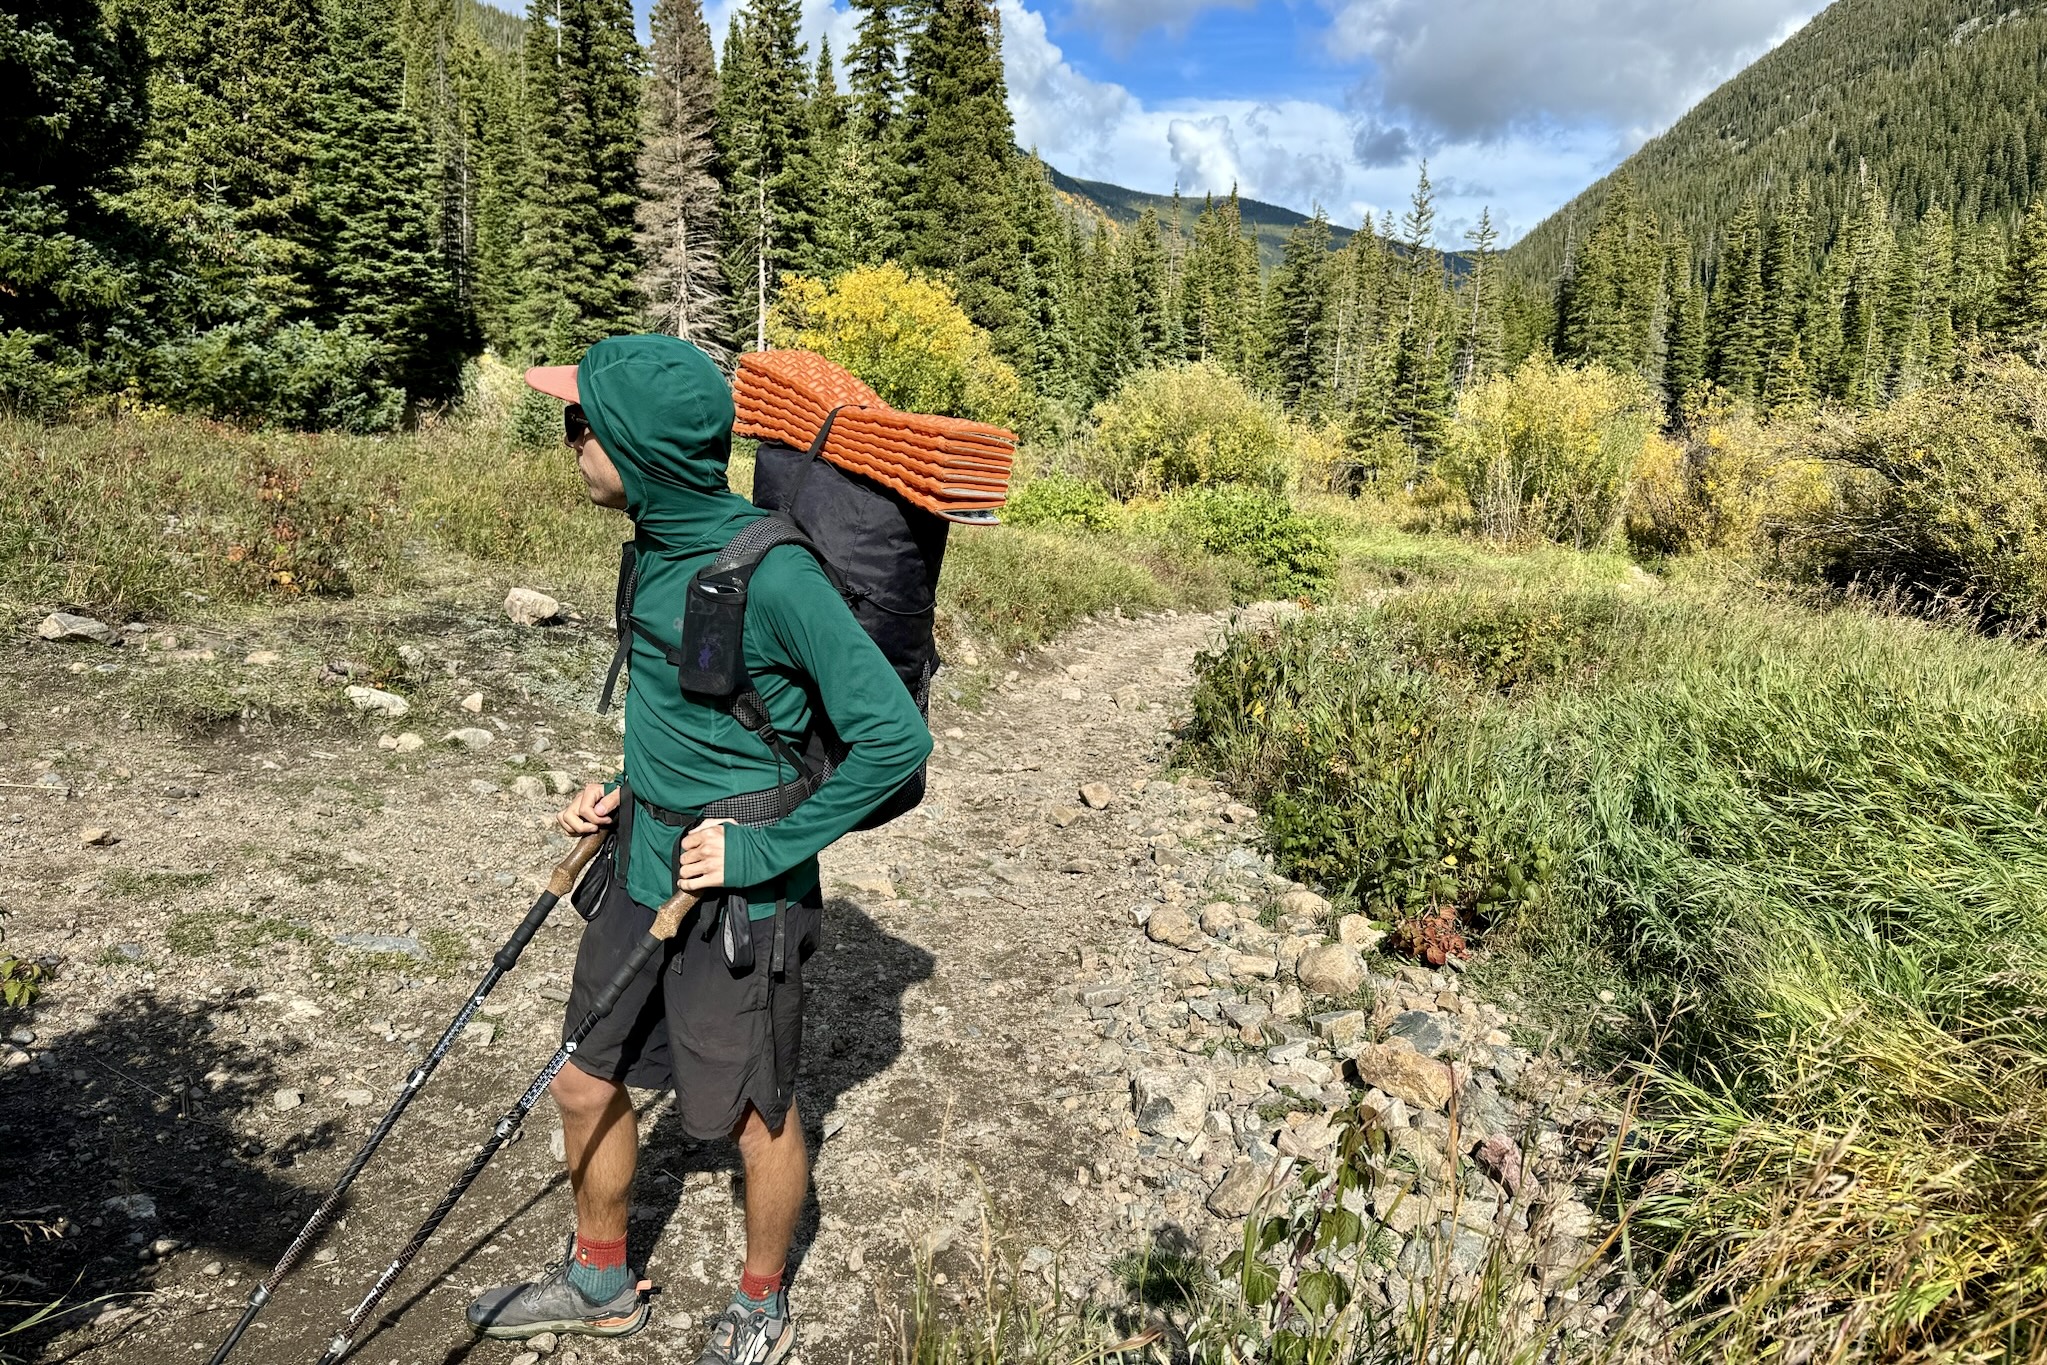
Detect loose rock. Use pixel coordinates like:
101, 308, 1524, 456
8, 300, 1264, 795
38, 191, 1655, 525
1078, 782, 1113, 810
1131, 1068, 1212, 1141
1348, 1040, 1454, 1110
1335, 914, 1385, 952
1207, 1159, 1268, 1217
510, 776, 548, 800
504, 587, 562, 626
459, 691, 485, 713
444, 728, 493, 751
346, 685, 410, 718
392, 732, 426, 753
273, 1088, 305, 1112
1144, 904, 1197, 949
1198, 902, 1238, 935
1279, 889, 1333, 922
80, 827, 118, 846
1295, 943, 1366, 999
38, 612, 114, 644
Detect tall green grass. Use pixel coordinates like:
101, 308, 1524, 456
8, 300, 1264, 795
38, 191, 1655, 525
0, 415, 617, 621
1187, 583, 2047, 1359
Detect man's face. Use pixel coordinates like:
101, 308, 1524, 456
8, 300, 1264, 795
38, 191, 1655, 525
565, 404, 627, 510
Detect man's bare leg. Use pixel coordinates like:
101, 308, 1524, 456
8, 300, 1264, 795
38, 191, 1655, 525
552, 1061, 638, 1241
734, 1102, 807, 1277
464, 1062, 645, 1338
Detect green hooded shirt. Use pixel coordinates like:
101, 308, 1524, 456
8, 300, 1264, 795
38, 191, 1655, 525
579, 334, 932, 917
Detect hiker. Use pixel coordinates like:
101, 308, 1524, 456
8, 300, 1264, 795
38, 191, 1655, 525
465, 334, 932, 1364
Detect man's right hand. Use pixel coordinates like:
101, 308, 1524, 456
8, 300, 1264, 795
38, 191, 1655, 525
558, 783, 620, 836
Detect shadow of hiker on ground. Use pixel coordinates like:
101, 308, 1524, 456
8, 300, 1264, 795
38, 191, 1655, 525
0, 987, 345, 1358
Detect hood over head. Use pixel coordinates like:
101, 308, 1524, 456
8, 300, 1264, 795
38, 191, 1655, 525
576, 334, 761, 552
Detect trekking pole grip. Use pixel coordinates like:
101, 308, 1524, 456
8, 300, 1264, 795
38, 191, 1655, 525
546, 831, 608, 897
651, 888, 698, 941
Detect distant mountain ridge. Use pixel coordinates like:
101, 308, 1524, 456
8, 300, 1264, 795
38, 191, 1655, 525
1509, 0, 2047, 278
1044, 165, 1356, 267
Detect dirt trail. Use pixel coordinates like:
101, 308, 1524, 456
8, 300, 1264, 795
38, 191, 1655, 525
2, 603, 1280, 1365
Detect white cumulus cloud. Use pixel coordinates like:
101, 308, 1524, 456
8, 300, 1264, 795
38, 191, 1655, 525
1325, 0, 1824, 142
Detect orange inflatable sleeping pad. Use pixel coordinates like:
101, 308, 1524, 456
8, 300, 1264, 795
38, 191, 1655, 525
730, 350, 1016, 516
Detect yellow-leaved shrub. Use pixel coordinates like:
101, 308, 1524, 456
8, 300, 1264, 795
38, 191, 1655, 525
1083, 362, 1287, 498
768, 264, 1025, 427
1441, 354, 1658, 548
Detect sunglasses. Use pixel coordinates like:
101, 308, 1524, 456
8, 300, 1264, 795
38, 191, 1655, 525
564, 404, 590, 446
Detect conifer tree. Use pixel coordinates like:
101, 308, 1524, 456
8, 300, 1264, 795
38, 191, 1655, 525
898, 0, 1019, 337
1388, 165, 1453, 458
2000, 197, 2047, 348
0, 0, 147, 396
1707, 196, 1767, 400
1084, 222, 1142, 404
1559, 174, 1660, 376
1759, 184, 1813, 406
637, 0, 729, 360
313, 0, 464, 405
121, 0, 328, 327
1662, 229, 1708, 414
458, 26, 524, 355
1455, 208, 1504, 390
1266, 210, 1333, 416
1125, 206, 1169, 367
1827, 170, 1896, 407
511, 0, 645, 362
1001, 152, 1067, 398
1330, 216, 1394, 443
792, 38, 856, 280
845, 0, 903, 262
718, 0, 808, 348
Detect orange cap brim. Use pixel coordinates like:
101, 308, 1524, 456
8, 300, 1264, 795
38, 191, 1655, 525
524, 365, 579, 403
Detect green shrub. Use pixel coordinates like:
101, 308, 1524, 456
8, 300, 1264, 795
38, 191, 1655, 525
148, 320, 406, 433
1152, 486, 1335, 600
1085, 362, 1287, 497
1791, 356, 2047, 622
1000, 474, 1121, 532
1185, 610, 1549, 921
1441, 353, 1659, 548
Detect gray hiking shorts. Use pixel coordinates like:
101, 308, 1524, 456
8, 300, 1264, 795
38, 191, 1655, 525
562, 880, 822, 1141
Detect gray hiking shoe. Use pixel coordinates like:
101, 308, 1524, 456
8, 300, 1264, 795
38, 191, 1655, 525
695, 1292, 795, 1365
465, 1239, 648, 1341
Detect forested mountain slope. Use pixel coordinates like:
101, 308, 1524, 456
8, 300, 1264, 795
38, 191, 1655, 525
1511, 0, 2047, 278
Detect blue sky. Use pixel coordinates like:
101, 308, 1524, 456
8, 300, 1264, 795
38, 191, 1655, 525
683, 0, 1831, 246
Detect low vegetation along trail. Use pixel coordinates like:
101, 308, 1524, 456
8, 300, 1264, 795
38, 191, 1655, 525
3, 601, 1331, 1364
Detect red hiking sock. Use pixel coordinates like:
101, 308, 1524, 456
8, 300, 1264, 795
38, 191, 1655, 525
739, 1265, 784, 1303
575, 1231, 628, 1272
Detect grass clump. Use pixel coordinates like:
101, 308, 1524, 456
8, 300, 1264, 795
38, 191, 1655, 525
938, 525, 1231, 660
1187, 581, 2047, 1357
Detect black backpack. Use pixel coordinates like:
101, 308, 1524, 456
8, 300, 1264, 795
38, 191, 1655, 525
599, 419, 947, 831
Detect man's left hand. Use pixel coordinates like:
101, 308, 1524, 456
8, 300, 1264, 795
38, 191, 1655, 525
678, 819, 733, 891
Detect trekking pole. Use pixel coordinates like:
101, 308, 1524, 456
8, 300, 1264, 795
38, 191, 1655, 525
312, 885, 701, 1365
204, 831, 607, 1365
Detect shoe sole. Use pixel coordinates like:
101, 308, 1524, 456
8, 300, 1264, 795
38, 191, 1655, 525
477, 1300, 651, 1341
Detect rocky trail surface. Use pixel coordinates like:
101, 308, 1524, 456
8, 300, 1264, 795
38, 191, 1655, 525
1, 600, 1632, 1365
